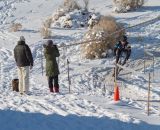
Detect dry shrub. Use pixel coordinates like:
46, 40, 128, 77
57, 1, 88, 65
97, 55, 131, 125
10, 23, 22, 32
113, 0, 144, 13
126, 0, 144, 8
40, 19, 52, 38
63, 0, 90, 11
63, 0, 81, 12
82, 16, 125, 59
88, 13, 101, 29
44, 17, 53, 28
40, 25, 52, 39
63, 0, 89, 11
83, 0, 89, 10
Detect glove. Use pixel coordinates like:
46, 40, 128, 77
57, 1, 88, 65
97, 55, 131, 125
54, 45, 58, 50
127, 44, 131, 50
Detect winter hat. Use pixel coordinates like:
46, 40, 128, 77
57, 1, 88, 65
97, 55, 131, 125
121, 35, 127, 42
46, 40, 53, 46
20, 36, 25, 41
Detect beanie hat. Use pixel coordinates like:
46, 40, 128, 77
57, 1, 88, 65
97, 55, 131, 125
20, 36, 25, 41
121, 35, 127, 42
46, 40, 53, 46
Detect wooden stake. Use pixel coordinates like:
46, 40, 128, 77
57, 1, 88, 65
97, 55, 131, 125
41, 45, 44, 76
67, 59, 71, 93
144, 59, 146, 74
114, 64, 117, 83
102, 84, 106, 96
147, 73, 151, 116
153, 57, 155, 78
143, 44, 146, 74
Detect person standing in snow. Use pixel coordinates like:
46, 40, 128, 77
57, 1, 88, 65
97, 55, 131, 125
113, 35, 131, 76
43, 40, 60, 93
114, 35, 131, 65
14, 36, 33, 94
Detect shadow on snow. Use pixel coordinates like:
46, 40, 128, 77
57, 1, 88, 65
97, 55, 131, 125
0, 110, 159, 130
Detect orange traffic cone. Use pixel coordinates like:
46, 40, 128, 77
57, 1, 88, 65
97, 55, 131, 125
114, 85, 120, 101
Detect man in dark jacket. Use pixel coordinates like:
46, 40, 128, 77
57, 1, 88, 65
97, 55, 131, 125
43, 40, 60, 93
113, 35, 131, 77
114, 35, 131, 65
14, 36, 33, 94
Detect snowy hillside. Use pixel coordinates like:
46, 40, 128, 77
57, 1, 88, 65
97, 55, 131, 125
0, 0, 160, 130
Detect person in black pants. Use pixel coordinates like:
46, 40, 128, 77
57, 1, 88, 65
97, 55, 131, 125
43, 40, 60, 93
48, 75, 59, 92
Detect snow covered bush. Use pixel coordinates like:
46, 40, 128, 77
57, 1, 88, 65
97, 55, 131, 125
81, 16, 125, 59
51, 0, 95, 29
113, 0, 144, 13
53, 13, 73, 28
10, 23, 22, 32
45, 0, 80, 28
88, 13, 100, 29
52, 9, 66, 23
53, 9, 99, 28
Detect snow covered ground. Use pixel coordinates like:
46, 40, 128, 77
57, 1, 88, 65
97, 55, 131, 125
0, 0, 160, 130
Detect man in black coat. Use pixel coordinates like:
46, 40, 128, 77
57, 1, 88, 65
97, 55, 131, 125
114, 35, 131, 65
113, 35, 131, 77
14, 36, 33, 94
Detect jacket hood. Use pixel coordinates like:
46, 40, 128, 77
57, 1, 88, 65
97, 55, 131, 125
18, 40, 26, 45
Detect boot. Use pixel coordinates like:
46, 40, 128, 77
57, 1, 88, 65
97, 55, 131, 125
49, 87, 54, 93
54, 86, 59, 93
